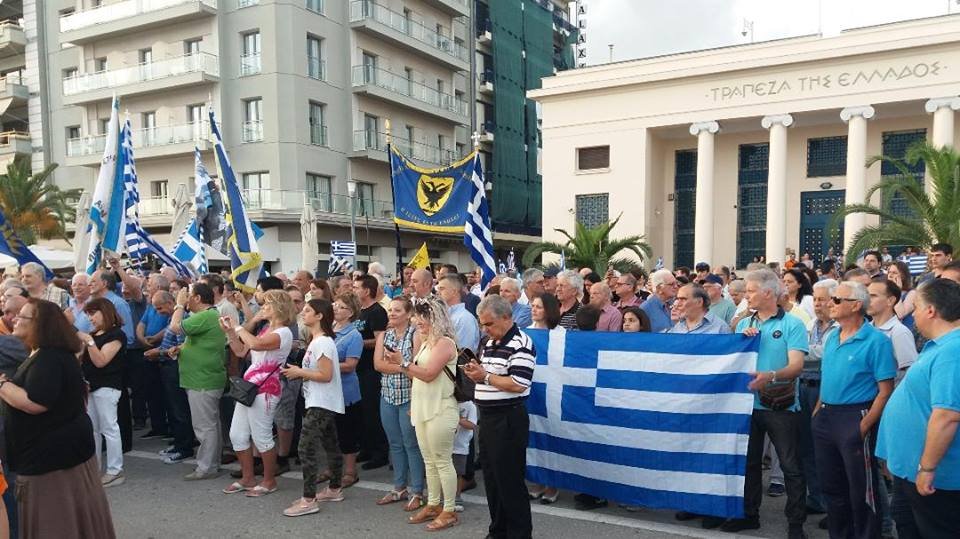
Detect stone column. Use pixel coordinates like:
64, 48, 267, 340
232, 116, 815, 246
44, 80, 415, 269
840, 105, 876, 253
689, 121, 720, 266
924, 97, 960, 200
761, 114, 793, 266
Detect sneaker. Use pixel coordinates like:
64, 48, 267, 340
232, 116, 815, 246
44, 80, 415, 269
675, 511, 701, 521
102, 473, 125, 487
788, 524, 807, 539
819, 516, 829, 530
162, 451, 191, 464
141, 430, 167, 439
701, 516, 726, 529
574, 494, 608, 511
767, 483, 786, 497
158, 445, 176, 456
315, 487, 344, 503
283, 498, 320, 517
454, 496, 465, 512
720, 517, 761, 533
184, 470, 220, 481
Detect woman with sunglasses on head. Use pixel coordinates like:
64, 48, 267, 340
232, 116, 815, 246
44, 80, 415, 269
78, 297, 128, 488
0, 299, 115, 538
387, 297, 460, 531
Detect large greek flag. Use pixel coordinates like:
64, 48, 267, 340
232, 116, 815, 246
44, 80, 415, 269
523, 329, 759, 518
85, 95, 122, 274
463, 154, 496, 289
209, 109, 264, 292
172, 217, 207, 277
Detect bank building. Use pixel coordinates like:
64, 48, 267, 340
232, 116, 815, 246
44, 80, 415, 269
531, 15, 960, 269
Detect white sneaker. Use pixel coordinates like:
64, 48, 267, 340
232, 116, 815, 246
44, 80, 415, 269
102, 473, 125, 487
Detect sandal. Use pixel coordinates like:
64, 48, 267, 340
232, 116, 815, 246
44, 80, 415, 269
377, 489, 408, 505
404, 494, 425, 512
245, 484, 278, 498
408, 504, 441, 524
222, 481, 252, 494
341, 473, 359, 489
425, 511, 459, 531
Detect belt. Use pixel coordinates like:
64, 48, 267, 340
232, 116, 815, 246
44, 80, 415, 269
800, 379, 820, 388
819, 401, 872, 409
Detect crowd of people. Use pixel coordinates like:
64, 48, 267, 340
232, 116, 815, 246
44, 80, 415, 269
0, 242, 956, 538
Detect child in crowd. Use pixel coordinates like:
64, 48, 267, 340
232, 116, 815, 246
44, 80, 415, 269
452, 400, 477, 513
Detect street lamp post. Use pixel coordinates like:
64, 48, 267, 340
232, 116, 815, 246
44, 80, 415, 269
346, 179, 357, 269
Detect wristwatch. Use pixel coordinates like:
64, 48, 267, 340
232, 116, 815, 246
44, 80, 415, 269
400, 359, 411, 370
918, 464, 936, 473
86, 339, 96, 347
484, 373, 492, 385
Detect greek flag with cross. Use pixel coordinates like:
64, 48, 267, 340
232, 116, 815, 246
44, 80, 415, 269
524, 329, 759, 518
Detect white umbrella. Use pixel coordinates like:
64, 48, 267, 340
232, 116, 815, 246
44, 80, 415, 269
168, 182, 192, 247
25, 245, 74, 269
300, 194, 318, 273
72, 190, 92, 273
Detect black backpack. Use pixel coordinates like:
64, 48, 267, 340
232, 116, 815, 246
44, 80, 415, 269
443, 347, 477, 402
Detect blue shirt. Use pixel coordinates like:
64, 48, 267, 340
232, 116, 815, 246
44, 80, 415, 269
665, 313, 731, 334
450, 303, 480, 352
511, 302, 532, 331
68, 297, 94, 334
140, 305, 171, 340
335, 325, 363, 406
736, 309, 809, 411
820, 322, 896, 404
104, 291, 135, 346
158, 313, 188, 360
641, 295, 673, 334
877, 328, 960, 489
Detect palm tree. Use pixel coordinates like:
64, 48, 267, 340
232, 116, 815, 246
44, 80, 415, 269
522, 214, 652, 274
0, 158, 78, 245
830, 141, 960, 265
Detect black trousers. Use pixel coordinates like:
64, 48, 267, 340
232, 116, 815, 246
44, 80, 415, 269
479, 403, 532, 539
159, 361, 194, 455
812, 402, 880, 539
745, 409, 807, 525
357, 364, 387, 460
126, 348, 148, 423
144, 357, 168, 435
896, 476, 960, 539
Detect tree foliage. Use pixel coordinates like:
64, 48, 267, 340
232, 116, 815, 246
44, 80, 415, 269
522, 214, 652, 274
0, 158, 78, 245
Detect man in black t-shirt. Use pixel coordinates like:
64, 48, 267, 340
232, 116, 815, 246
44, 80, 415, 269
353, 275, 389, 469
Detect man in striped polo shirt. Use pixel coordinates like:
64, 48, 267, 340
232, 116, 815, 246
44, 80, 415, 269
463, 295, 536, 539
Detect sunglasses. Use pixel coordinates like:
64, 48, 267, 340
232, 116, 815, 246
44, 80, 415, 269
831, 296, 859, 305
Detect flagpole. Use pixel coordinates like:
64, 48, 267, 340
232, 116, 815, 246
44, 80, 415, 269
386, 118, 405, 280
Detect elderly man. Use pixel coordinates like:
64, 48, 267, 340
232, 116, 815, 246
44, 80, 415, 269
291, 270, 313, 296
665, 284, 729, 334
19, 261, 68, 309
876, 278, 960, 538
814, 281, 896, 539
67, 273, 95, 333
554, 270, 583, 330
521, 268, 545, 304
640, 269, 678, 334
499, 277, 532, 329
436, 274, 479, 351
137, 277, 175, 440
1, 284, 28, 334
409, 268, 434, 299
613, 273, 642, 309
463, 295, 536, 539
588, 282, 622, 332
704, 274, 737, 325
724, 269, 808, 537
867, 280, 918, 379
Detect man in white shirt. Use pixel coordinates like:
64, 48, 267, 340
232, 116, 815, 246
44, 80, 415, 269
867, 279, 918, 379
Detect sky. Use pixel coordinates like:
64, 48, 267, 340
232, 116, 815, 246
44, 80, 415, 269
584, 0, 956, 65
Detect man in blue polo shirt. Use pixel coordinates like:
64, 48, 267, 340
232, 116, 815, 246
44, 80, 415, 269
640, 269, 678, 333
813, 281, 896, 539
723, 268, 808, 539
877, 278, 960, 538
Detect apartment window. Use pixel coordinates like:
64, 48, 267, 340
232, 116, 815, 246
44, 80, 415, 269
243, 98, 263, 142
307, 35, 323, 80
363, 114, 378, 149
139, 48, 152, 64
576, 193, 609, 229
306, 0, 323, 14
807, 136, 848, 178
455, 142, 465, 159
64, 67, 78, 79
241, 31, 262, 76
437, 79, 445, 95
307, 173, 333, 211
309, 102, 326, 145
142, 111, 157, 146
577, 146, 610, 171
139, 49, 153, 80
67, 126, 81, 140
188, 104, 204, 139
94, 57, 107, 72
242, 172, 269, 207
405, 125, 414, 144
438, 134, 446, 152
361, 52, 377, 83
184, 39, 201, 56
356, 182, 375, 217
238, 0, 259, 8
151, 180, 169, 199
60, 7, 76, 16
402, 9, 412, 33
99, 118, 111, 134
404, 67, 414, 95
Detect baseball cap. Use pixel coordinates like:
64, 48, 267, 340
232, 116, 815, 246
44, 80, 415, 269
702, 274, 724, 286
543, 267, 560, 278
695, 262, 710, 272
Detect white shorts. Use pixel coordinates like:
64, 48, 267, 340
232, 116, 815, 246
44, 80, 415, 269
229, 392, 279, 452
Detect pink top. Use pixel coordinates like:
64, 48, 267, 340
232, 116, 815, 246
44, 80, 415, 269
597, 303, 624, 332
242, 326, 293, 397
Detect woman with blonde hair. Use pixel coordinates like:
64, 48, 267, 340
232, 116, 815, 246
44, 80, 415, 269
220, 289, 296, 497
387, 296, 460, 530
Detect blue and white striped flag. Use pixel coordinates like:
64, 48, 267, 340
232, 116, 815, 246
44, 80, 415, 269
463, 153, 496, 288
331, 241, 357, 257
172, 217, 208, 277
907, 254, 927, 276
209, 109, 264, 292
523, 329, 759, 518
85, 95, 123, 274
655, 256, 664, 271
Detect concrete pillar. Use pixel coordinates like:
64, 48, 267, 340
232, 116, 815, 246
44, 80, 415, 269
840, 105, 876, 254
689, 121, 720, 266
761, 114, 793, 266
924, 97, 960, 201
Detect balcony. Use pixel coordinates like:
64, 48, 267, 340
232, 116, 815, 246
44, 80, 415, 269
420, 0, 468, 17
240, 52, 261, 76
350, 130, 460, 166
478, 69, 494, 95
237, 189, 395, 224
349, 1, 468, 72
479, 120, 494, 143
59, 0, 217, 45
351, 65, 467, 124
307, 56, 326, 81
66, 121, 212, 167
237, 0, 259, 7
0, 73, 28, 114
476, 19, 492, 45
242, 120, 263, 143
0, 20, 25, 60
0, 131, 31, 157
62, 53, 219, 105
310, 124, 328, 146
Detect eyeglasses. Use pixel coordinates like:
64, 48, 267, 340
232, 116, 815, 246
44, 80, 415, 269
831, 296, 859, 305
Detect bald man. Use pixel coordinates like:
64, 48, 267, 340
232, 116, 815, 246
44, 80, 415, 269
410, 268, 434, 299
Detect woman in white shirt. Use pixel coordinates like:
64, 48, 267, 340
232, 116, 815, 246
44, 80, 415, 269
281, 299, 346, 517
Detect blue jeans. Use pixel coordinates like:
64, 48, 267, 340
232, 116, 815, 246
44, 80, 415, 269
379, 397, 424, 494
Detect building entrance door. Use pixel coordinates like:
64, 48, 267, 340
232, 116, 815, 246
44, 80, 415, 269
799, 190, 845, 266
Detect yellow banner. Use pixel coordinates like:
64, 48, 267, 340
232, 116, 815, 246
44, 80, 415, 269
407, 242, 430, 269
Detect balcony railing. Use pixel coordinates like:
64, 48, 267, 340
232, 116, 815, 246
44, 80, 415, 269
0, 72, 24, 92
310, 124, 328, 146
242, 120, 263, 142
62, 53, 219, 95
351, 65, 468, 118
236, 189, 395, 219
60, 0, 217, 32
237, 0, 258, 7
240, 52, 261, 76
349, 1, 468, 63
66, 121, 210, 157
139, 196, 173, 216
0, 131, 29, 148
476, 18, 491, 38
352, 130, 460, 165
307, 56, 326, 80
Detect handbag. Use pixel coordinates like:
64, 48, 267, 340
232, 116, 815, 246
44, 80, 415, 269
442, 347, 477, 403
758, 380, 797, 411
227, 362, 282, 407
